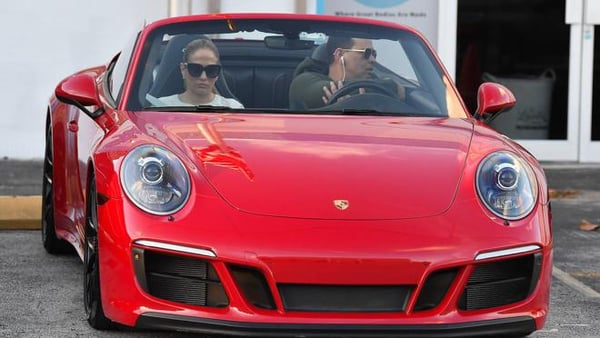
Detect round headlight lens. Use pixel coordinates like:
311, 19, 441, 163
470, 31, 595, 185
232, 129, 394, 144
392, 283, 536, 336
139, 157, 164, 185
495, 163, 519, 190
120, 145, 190, 215
476, 151, 537, 220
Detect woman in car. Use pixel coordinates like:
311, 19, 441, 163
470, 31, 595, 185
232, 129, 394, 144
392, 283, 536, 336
159, 38, 244, 108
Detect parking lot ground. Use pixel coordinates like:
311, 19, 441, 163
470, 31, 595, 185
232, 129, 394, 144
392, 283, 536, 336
543, 166, 600, 295
0, 233, 205, 338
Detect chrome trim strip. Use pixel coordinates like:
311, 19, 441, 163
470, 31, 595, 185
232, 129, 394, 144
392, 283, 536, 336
475, 245, 541, 261
134, 240, 217, 258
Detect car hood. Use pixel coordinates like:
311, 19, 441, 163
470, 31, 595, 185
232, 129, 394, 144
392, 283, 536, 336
137, 113, 473, 220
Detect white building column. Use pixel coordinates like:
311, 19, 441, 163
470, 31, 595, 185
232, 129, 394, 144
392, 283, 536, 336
168, 0, 192, 16
437, 0, 457, 81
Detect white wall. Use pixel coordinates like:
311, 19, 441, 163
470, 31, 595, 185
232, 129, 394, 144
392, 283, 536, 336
220, 0, 296, 13
0, 0, 168, 159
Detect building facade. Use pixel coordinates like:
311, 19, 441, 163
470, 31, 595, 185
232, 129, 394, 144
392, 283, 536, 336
1, 0, 597, 162
454, 0, 600, 163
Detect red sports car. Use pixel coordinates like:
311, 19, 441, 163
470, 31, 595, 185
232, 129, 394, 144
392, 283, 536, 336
42, 13, 552, 337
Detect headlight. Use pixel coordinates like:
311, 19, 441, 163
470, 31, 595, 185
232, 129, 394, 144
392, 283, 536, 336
120, 145, 191, 215
476, 151, 538, 220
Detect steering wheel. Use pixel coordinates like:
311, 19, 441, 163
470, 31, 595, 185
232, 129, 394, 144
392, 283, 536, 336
326, 79, 398, 105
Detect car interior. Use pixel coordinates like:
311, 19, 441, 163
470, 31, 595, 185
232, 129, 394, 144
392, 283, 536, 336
218, 39, 314, 109
146, 33, 316, 110
134, 19, 451, 117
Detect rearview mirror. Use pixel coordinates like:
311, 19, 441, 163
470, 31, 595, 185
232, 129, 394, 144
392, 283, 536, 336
264, 35, 315, 50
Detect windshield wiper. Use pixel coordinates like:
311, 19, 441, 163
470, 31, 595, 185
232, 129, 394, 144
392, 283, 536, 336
310, 109, 393, 116
193, 105, 234, 111
313, 108, 427, 117
340, 109, 388, 116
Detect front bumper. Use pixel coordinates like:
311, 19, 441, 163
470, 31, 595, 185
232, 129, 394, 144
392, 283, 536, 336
96, 195, 552, 336
136, 313, 536, 337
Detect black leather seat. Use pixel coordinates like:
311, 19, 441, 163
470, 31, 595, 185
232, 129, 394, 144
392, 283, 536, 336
288, 44, 330, 109
310, 43, 330, 66
217, 40, 312, 109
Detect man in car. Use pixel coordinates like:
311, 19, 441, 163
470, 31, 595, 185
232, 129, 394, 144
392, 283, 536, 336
289, 36, 377, 109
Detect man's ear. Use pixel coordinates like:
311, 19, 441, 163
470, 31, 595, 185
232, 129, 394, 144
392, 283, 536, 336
332, 48, 344, 64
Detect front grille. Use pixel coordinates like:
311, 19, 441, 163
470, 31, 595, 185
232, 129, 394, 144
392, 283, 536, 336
132, 248, 228, 307
229, 265, 276, 310
413, 268, 458, 311
459, 253, 542, 310
278, 284, 411, 312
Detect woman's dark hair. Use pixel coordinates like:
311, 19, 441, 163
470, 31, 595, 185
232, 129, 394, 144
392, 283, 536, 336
182, 38, 220, 62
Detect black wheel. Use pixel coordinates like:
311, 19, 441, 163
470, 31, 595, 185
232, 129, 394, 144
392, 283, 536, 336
84, 176, 113, 330
41, 120, 72, 254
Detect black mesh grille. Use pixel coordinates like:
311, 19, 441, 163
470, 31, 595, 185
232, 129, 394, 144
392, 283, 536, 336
459, 253, 542, 311
146, 251, 208, 278
413, 268, 458, 311
229, 265, 276, 310
146, 273, 209, 305
133, 249, 228, 308
278, 284, 412, 312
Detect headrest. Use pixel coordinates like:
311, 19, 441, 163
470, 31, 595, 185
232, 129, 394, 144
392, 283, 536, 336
311, 44, 330, 64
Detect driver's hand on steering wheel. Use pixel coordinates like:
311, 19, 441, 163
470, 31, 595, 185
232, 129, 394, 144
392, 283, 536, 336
321, 81, 365, 104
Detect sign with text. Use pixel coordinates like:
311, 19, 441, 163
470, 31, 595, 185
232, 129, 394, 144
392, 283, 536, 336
317, 0, 438, 49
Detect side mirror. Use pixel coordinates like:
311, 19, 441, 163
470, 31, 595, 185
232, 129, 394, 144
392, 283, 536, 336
473, 82, 516, 120
55, 72, 104, 117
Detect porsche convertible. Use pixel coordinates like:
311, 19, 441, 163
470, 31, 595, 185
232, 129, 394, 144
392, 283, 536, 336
42, 13, 552, 337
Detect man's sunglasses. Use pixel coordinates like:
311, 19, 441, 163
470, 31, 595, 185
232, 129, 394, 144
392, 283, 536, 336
183, 63, 222, 78
342, 48, 377, 59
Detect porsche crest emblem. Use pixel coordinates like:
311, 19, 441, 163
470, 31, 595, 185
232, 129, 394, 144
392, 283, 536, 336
333, 200, 349, 210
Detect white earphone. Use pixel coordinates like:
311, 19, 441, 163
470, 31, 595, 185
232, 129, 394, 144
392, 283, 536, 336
340, 55, 346, 81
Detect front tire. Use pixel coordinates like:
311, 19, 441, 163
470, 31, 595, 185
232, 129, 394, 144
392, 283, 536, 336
84, 175, 113, 330
41, 120, 72, 254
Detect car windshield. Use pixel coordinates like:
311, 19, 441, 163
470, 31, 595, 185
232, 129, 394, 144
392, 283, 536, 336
126, 16, 467, 118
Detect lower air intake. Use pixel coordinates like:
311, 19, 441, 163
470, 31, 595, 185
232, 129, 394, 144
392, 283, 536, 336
459, 253, 542, 310
278, 284, 411, 312
133, 248, 228, 308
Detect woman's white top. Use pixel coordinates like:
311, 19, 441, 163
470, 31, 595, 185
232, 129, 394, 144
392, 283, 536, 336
156, 94, 244, 108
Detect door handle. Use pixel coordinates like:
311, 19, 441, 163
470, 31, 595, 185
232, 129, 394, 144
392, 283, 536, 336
68, 120, 79, 132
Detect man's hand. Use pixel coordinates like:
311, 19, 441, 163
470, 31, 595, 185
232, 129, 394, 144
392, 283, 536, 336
321, 81, 365, 104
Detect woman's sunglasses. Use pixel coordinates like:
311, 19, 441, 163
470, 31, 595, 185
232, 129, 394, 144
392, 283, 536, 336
183, 63, 222, 78
342, 48, 377, 59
